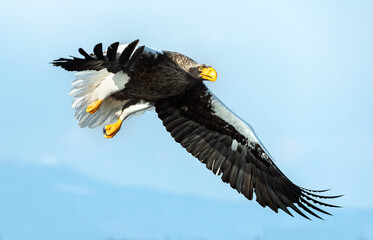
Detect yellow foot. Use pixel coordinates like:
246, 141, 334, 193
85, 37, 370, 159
104, 119, 123, 138
86, 99, 103, 114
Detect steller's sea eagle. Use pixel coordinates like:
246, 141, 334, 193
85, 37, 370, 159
53, 40, 341, 219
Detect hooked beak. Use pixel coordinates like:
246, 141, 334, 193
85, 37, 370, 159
200, 67, 217, 82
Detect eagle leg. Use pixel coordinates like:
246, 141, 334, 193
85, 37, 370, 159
104, 119, 123, 138
102, 101, 152, 138
86, 99, 103, 114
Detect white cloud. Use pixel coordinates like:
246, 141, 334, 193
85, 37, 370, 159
55, 182, 96, 196
38, 154, 60, 166
0, 151, 61, 167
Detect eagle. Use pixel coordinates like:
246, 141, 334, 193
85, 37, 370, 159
53, 39, 341, 219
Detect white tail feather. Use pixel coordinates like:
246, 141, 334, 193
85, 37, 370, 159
69, 69, 128, 128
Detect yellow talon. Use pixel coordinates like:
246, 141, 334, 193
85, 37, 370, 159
86, 99, 103, 114
104, 119, 122, 138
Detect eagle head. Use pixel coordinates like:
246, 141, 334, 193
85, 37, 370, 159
189, 65, 217, 82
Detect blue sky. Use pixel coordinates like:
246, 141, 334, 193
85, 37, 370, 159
0, 0, 372, 239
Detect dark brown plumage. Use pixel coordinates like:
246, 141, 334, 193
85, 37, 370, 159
53, 40, 341, 220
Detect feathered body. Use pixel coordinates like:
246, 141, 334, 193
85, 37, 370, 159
112, 51, 200, 102
53, 40, 341, 220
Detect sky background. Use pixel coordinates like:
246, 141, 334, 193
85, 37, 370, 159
0, 0, 372, 239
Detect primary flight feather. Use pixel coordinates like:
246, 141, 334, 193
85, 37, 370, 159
53, 39, 341, 219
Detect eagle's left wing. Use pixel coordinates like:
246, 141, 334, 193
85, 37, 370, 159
155, 83, 340, 219
53, 40, 158, 134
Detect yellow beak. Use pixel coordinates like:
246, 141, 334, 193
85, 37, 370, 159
200, 67, 217, 82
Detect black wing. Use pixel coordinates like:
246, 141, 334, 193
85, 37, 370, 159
52, 40, 145, 73
155, 83, 341, 220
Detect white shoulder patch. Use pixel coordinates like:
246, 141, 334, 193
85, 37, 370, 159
116, 43, 163, 59
207, 89, 274, 159
207, 90, 258, 142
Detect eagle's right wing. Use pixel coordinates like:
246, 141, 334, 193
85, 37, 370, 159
155, 83, 341, 219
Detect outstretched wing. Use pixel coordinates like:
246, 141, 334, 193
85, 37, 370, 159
155, 83, 341, 220
53, 40, 160, 128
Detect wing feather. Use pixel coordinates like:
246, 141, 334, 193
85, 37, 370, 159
93, 43, 105, 60
118, 39, 139, 65
155, 83, 340, 219
107, 42, 119, 61
78, 48, 93, 59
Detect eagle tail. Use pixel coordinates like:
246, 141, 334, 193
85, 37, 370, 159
70, 70, 126, 128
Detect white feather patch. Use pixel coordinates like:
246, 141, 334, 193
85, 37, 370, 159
94, 71, 129, 100
231, 139, 239, 151
207, 90, 274, 160
70, 69, 130, 128
118, 101, 154, 121
116, 43, 163, 59
143, 46, 163, 57
76, 97, 127, 128
208, 90, 258, 142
